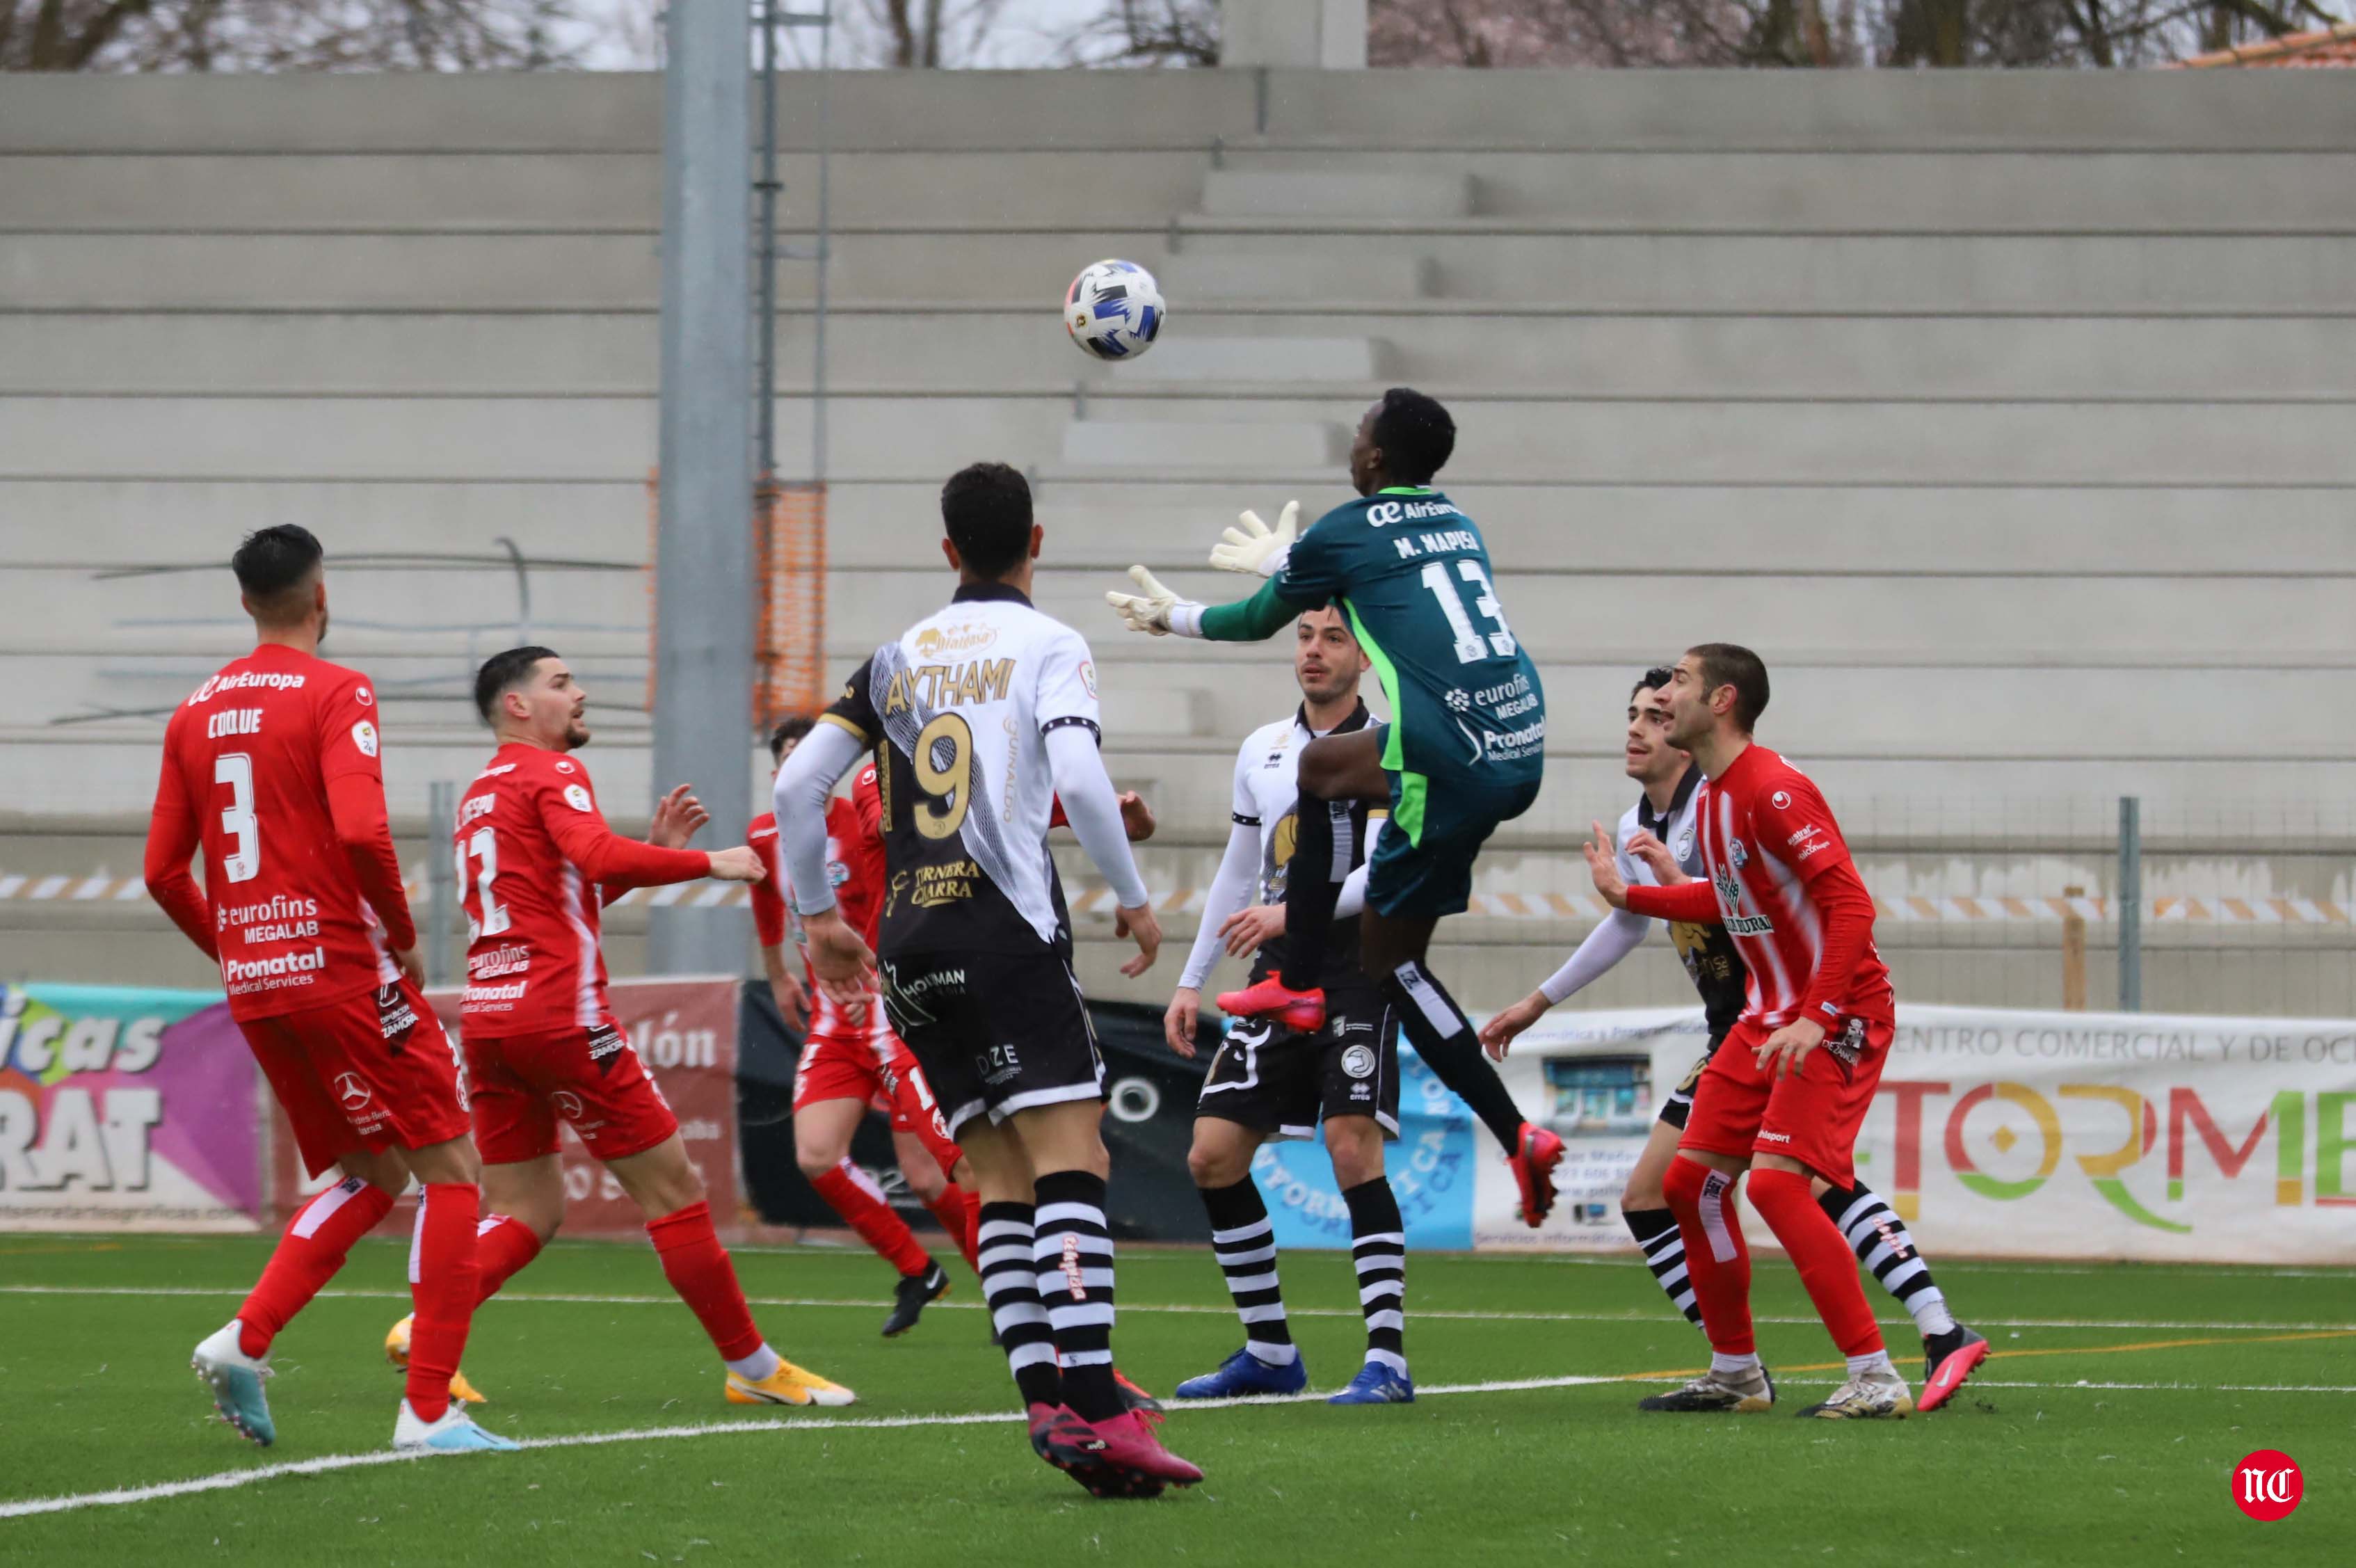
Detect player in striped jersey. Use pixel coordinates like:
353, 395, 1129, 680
1483, 668, 1987, 1411
1164, 606, 1413, 1406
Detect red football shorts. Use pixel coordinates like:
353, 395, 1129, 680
465, 1018, 678, 1166
794, 1030, 965, 1178
1678, 1013, 1893, 1187
241, 978, 470, 1179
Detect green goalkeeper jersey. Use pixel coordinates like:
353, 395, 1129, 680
1201, 488, 1546, 794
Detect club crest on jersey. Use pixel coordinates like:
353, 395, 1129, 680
1728, 838, 1749, 870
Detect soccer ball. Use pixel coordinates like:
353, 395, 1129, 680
1064, 259, 1165, 362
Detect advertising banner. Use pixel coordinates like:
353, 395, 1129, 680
1253, 1045, 1479, 1251
0, 984, 264, 1231
272, 976, 742, 1238
1472, 1002, 2356, 1265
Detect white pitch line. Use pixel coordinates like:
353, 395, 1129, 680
2, 1283, 2350, 1336
0, 1373, 1629, 1522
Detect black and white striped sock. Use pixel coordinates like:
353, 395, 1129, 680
1343, 1178, 1407, 1376
1200, 1176, 1295, 1366
1624, 1206, 1704, 1328
977, 1201, 1059, 1410
1033, 1169, 1121, 1422
1817, 1182, 1957, 1338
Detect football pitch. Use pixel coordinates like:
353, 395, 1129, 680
1, 1235, 2343, 1562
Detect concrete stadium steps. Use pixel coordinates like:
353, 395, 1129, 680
10, 70, 2350, 158
1205, 150, 2356, 229
0, 151, 1214, 229
1163, 230, 2356, 312
1156, 247, 1433, 302
1055, 397, 2356, 485
0, 313, 1388, 394
21, 146, 2355, 237
1201, 169, 1471, 219
17, 227, 2354, 312
15, 309, 2356, 401
14, 391, 2354, 486
12, 480, 2356, 576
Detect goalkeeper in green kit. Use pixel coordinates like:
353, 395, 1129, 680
1107, 388, 1566, 1224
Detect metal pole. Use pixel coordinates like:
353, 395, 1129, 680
425, 780, 456, 987
755, 0, 780, 482
2117, 797, 2142, 1012
651, 0, 754, 975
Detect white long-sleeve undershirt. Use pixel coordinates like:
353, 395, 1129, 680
1043, 723, 1151, 911
771, 721, 865, 918
1538, 907, 1653, 1005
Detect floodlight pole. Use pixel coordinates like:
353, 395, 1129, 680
650, 0, 755, 975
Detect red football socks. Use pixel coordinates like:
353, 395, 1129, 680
472, 1213, 545, 1306
1747, 1167, 1886, 1357
646, 1199, 766, 1363
236, 1175, 395, 1358
1663, 1155, 1756, 1357
404, 1182, 483, 1423
925, 1184, 981, 1274
812, 1158, 933, 1278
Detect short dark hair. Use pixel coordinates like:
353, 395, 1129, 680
1688, 643, 1770, 733
231, 525, 324, 621
940, 462, 1033, 580
1370, 387, 1455, 486
768, 714, 816, 760
474, 645, 560, 724
1630, 665, 1675, 702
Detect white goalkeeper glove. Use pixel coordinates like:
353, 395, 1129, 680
1208, 500, 1299, 578
1105, 565, 1204, 637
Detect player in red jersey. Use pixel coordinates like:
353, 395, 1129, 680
144, 525, 511, 1453
750, 715, 981, 1336
385, 646, 852, 1410
1587, 643, 1916, 1420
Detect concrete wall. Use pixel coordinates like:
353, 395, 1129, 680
2, 70, 2350, 1014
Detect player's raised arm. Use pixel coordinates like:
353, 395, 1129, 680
141, 723, 218, 960
537, 774, 733, 888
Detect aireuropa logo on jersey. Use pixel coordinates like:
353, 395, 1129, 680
1363, 498, 1462, 527
189, 670, 306, 704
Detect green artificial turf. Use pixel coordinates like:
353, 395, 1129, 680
1, 1233, 2345, 1562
